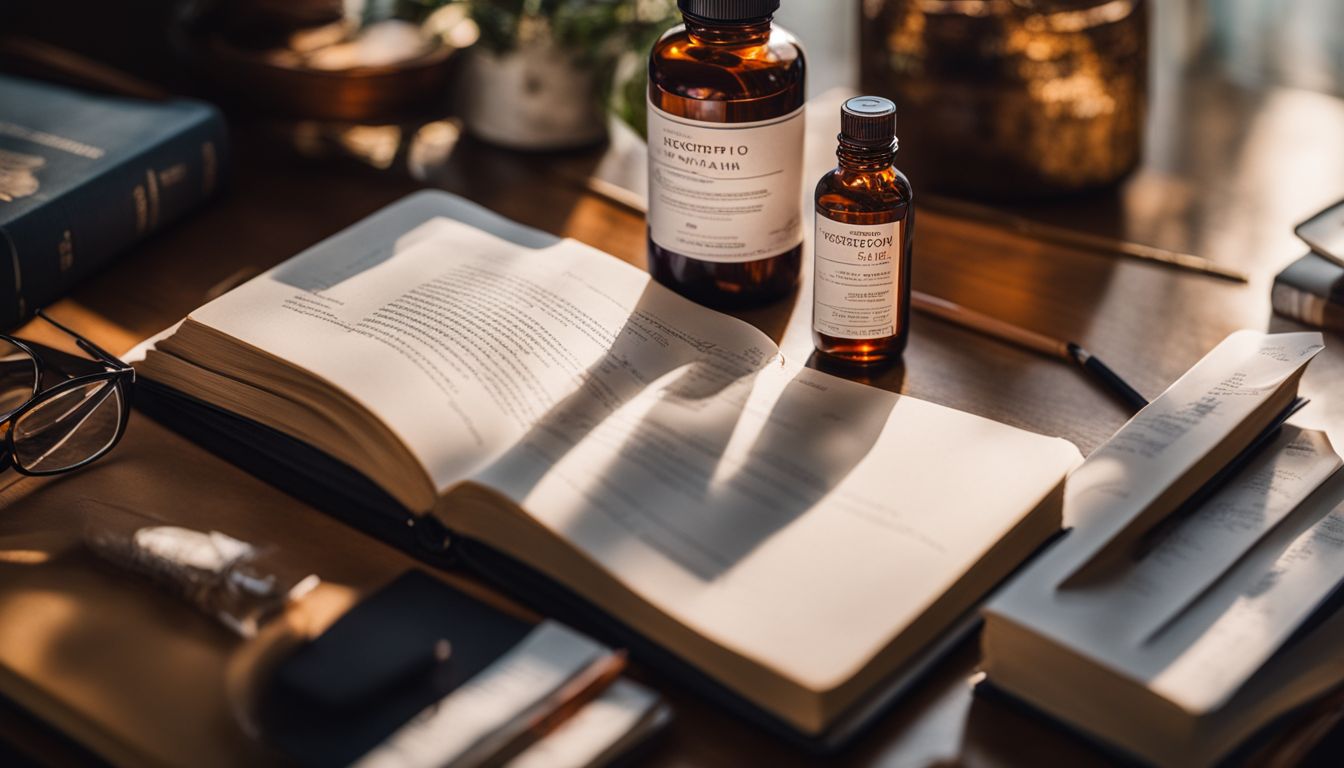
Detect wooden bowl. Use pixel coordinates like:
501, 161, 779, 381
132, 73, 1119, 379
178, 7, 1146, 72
172, 16, 459, 122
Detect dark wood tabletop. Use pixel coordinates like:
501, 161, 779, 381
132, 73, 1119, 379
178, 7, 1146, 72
3, 3, 1344, 766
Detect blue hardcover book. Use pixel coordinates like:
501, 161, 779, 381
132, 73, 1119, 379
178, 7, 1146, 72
0, 74, 227, 328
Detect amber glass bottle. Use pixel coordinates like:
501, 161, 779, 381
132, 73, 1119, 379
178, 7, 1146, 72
646, 0, 806, 308
813, 96, 913, 364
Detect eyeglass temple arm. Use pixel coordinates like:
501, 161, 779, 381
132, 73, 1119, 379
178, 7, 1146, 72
34, 309, 132, 371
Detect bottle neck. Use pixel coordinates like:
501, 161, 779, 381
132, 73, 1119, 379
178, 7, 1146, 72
683, 14, 773, 45
837, 137, 897, 172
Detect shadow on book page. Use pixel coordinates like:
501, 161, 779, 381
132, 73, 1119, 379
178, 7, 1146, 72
475, 358, 895, 581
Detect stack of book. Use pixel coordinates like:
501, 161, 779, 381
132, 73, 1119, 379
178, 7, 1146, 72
1273, 252, 1344, 333
1273, 199, 1344, 333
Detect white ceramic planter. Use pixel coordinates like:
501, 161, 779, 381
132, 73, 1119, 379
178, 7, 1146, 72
459, 41, 608, 151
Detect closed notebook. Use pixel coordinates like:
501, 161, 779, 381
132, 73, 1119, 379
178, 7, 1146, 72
131, 190, 1082, 749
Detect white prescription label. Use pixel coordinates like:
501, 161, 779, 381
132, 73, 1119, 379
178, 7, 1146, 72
813, 214, 901, 339
646, 100, 804, 263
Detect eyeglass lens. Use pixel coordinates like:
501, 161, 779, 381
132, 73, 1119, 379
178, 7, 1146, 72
12, 380, 123, 473
0, 339, 38, 416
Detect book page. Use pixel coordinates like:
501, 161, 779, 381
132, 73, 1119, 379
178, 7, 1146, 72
990, 331, 1325, 611
1125, 428, 1341, 641
186, 217, 777, 492
1024, 427, 1338, 647
1149, 470, 1344, 712
1062, 330, 1323, 542
474, 362, 1082, 692
1028, 330, 1321, 590
987, 332, 1341, 715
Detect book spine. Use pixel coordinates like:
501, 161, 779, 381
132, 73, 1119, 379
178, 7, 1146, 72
1271, 283, 1344, 332
0, 107, 228, 329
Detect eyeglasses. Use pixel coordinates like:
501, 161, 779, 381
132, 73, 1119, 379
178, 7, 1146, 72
0, 310, 134, 476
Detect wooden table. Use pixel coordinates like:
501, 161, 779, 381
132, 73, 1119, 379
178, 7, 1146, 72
5, 8, 1344, 767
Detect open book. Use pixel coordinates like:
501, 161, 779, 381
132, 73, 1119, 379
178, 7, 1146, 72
134, 191, 1082, 745
982, 331, 1344, 767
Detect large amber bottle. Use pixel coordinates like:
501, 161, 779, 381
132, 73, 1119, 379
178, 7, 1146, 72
646, 0, 806, 308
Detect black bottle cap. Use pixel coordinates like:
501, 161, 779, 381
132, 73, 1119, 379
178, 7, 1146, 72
840, 96, 897, 145
678, 0, 780, 22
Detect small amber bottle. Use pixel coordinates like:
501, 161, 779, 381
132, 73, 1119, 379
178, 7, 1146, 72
646, 0, 806, 308
813, 96, 913, 365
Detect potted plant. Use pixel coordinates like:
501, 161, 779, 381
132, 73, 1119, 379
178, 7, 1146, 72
418, 0, 676, 150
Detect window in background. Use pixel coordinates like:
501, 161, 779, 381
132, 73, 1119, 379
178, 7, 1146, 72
775, 0, 858, 97
1206, 0, 1344, 96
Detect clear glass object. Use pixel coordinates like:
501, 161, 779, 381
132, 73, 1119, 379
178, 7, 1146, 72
82, 503, 320, 639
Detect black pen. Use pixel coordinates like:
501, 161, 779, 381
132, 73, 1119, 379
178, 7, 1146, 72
913, 291, 1149, 412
